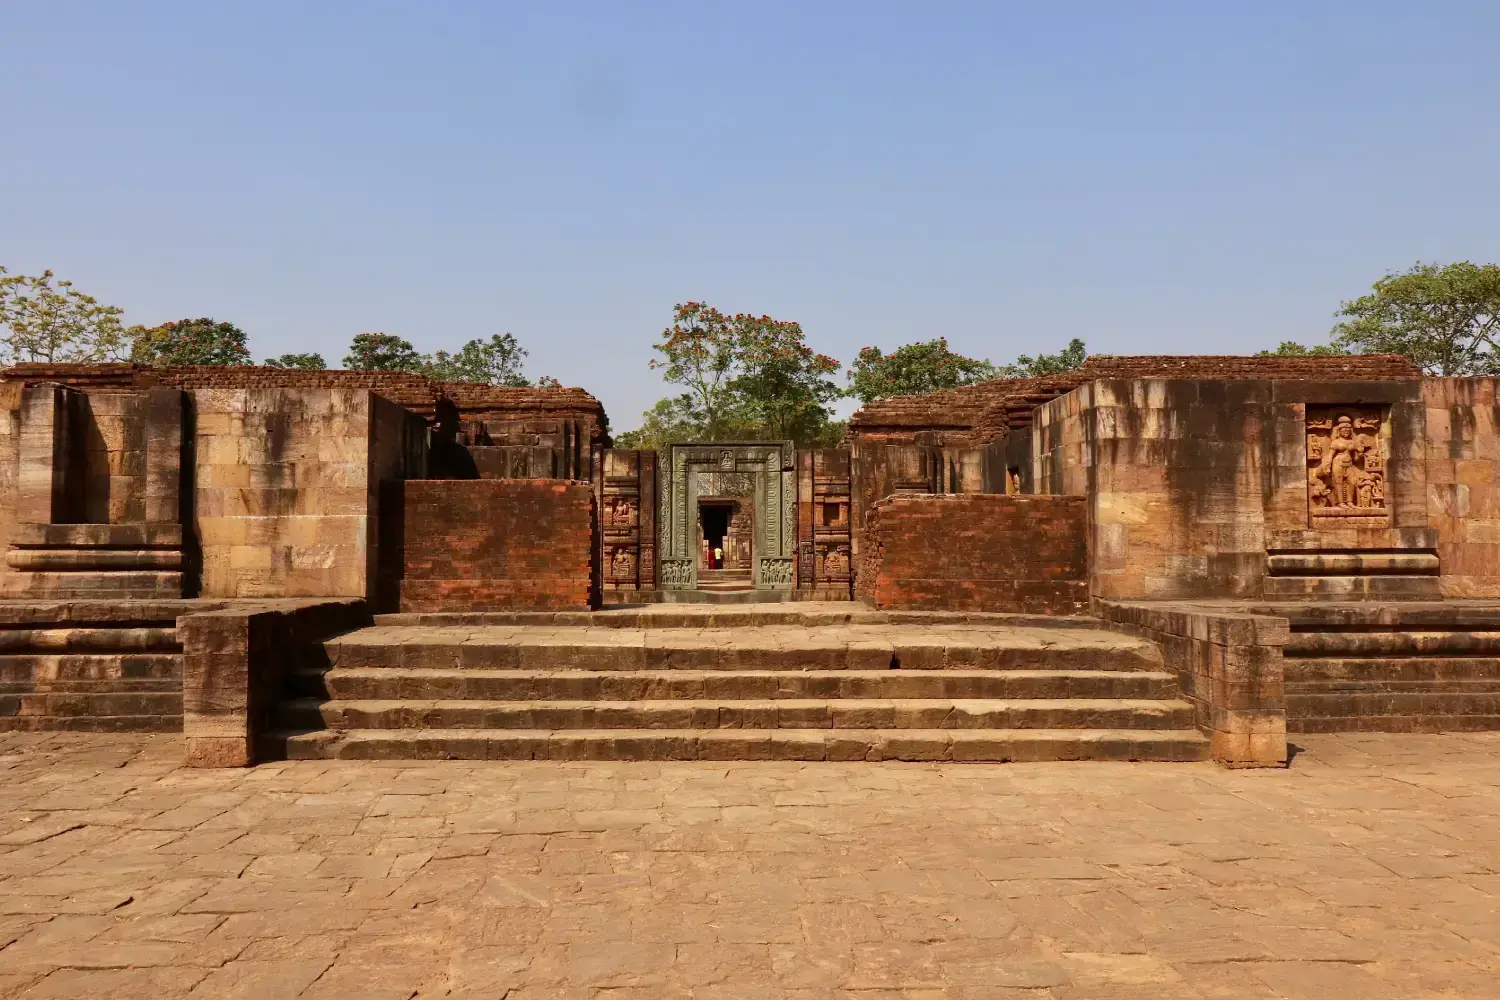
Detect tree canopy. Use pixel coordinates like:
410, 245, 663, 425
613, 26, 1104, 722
264, 352, 327, 370
997, 337, 1088, 377
343, 332, 426, 372
130, 318, 251, 366
426, 333, 531, 386
343, 331, 541, 385
1330, 261, 1500, 375
0, 268, 128, 363
1256, 341, 1348, 358
847, 338, 998, 403
618, 302, 843, 449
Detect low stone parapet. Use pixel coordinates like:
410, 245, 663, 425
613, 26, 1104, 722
1095, 599, 1288, 767
180, 598, 370, 767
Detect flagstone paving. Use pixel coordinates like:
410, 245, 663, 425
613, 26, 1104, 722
0, 732, 1497, 998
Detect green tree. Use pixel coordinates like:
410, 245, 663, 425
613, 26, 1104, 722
343, 332, 426, 372
1331, 261, 1500, 375
613, 395, 705, 451
997, 337, 1088, 377
1256, 340, 1348, 357
847, 338, 998, 402
639, 301, 843, 446
0, 267, 128, 363
426, 333, 531, 386
265, 352, 327, 370
648, 302, 744, 440
130, 318, 250, 366
731, 314, 843, 441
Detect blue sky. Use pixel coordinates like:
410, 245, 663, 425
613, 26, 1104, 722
4, 2, 1497, 429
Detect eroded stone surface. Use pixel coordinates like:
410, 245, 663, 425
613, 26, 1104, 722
0, 733, 1497, 998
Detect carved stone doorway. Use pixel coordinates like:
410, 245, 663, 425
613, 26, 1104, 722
658, 442, 796, 591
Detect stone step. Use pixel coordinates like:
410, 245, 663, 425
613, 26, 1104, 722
1285, 657, 1500, 684
0, 690, 183, 722
1290, 716, 1500, 733
274, 697, 1196, 732
0, 653, 182, 684
293, 666, 1182, 703
0, 714, 183, 733
1285, 631, 1500, 657
267, 727, 1211, 762
0, 628, 179, 653
1288, 690, 1500, 723
0, 679, 180, 695
1261, 576, 1443, 600
373, 604, 1100, 629
1289, 679, 1500, 696
324, 626, 1161, 673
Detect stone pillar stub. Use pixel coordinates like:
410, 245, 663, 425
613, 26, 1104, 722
16, 385, 74, 524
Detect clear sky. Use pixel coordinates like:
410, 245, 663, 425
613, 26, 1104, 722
4, 2, 1497, 429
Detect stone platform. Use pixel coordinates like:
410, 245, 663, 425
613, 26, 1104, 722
265, 604, 1209, 763
1152, 600, 1500, 733
0, 600, 228, 733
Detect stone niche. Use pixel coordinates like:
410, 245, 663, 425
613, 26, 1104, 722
1306, 405, 1391, 528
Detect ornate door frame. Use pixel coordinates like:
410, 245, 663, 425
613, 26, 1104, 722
657, 442, 796, 591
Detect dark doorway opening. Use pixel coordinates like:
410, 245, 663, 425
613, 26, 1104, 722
698, 499, 752, 589
701, 503, 731, 567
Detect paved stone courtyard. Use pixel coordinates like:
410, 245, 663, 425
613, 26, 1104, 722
0, 735, 1497, 999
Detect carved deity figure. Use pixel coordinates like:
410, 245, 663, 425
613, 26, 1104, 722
610, 548, 635, 580
606, 498, 637, 527
1308, 411, 1384, 513
822, 547, 850, 579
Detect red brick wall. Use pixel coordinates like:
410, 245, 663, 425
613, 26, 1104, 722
859, 494, 1088, 614
391, 480, 597, 611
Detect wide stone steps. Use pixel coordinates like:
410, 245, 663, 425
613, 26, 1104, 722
1285, 631, 1500, 656
0, 645, 184, 733
0, 692, 183, 731
273, 727, 1210, 762
290, 667, 1182, 702
1286, 656, 1500, 683
324, 626, 1161, 673
269, 609, 1205, 762
1280, 604, 1500, 732
274, 696, 1195, 732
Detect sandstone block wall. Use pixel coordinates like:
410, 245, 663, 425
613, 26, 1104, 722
193, 388, 425, 599
390, 480, 597, 611
1035, 378, 1430, 600
859, 494, 1087, 614
1425, 378, 1500, 597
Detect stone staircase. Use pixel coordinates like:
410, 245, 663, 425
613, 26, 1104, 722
0, 601, 192, 732
696, 567, 754, 592
263, 604, 1209, 762
1283, 603, 1500, 732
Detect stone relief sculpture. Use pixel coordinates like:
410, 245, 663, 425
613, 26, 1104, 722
609, 547, 636, 581
1307, 408, 1386, 517
604, 497, 637, 527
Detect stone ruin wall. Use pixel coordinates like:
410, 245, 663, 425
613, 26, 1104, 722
1028, 362, 1500, 601
385, 479, 597, 612
0, 364, 606, 604
858, 493, 1089, 615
